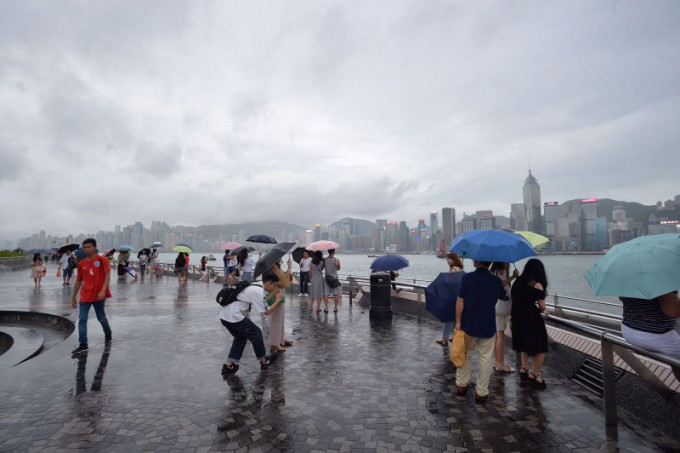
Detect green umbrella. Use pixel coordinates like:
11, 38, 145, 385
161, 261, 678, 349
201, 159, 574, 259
585, 233, 680, 299
172, 245, 192, 254
515, 231, 549, 248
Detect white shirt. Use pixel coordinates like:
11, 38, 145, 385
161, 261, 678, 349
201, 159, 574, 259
59, 254, 69, 269
300, 257, 312, 272
241, 257, 255, 273
219, 284, 265, 323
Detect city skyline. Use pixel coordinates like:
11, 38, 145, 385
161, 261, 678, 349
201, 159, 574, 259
13, 184, 679, 252
2, 2, 679, 241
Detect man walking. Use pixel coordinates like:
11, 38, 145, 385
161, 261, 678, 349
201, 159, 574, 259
71, 238, 113, 355
220, 272, 279, 374
299, 250, 312, 296
454, 261, 507, 402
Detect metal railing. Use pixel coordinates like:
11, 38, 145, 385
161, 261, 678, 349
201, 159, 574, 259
543, 313, 680, 431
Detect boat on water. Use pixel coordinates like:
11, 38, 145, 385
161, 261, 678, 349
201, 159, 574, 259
367, 254, 377, 258
207, 254, 216, 261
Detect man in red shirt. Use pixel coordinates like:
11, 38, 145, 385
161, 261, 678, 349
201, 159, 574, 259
71, 238, 112, 355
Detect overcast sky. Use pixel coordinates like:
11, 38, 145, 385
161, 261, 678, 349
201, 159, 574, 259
1, 1, 679, 241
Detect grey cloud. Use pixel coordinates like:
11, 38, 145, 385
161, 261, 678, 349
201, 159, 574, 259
0, 0, 679, 241
0, 143, 27, 182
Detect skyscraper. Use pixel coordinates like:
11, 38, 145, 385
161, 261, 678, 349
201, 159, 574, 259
523, 170, 542, 232
429, 211, 439, 252
441, 207, 456, 246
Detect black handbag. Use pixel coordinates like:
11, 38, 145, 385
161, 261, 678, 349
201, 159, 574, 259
325, 274, 340, 288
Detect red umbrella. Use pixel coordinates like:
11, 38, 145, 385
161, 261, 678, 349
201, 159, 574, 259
306, 240, 340, 252
221, 241, 241, 251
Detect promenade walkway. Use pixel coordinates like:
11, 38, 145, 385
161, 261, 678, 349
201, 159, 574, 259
0, 269, 677, 452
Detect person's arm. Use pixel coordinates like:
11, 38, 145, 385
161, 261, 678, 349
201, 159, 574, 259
265, 291, 284, 315
335, 258, 340, 271
71, 273, 82, 308
659, 292, 680, 319
534, 282, 546, 313
98, 270, 111, 301
455, 297, 464, 330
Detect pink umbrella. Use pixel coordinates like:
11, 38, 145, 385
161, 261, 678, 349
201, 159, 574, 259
221, 241, 241, 251
306, 240, 340, 252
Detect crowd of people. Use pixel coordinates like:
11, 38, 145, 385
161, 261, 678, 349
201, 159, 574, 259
46, 238, 678, 398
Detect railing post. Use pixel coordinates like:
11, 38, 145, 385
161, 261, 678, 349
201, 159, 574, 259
416, 288, 422, 322
601, 335, 618, 428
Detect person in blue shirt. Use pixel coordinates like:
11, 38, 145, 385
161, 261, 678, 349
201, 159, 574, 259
454, 260, 507, 402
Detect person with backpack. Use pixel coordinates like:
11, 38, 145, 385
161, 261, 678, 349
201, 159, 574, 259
174, 252, 187, 286
219, 272, 279, 374
59, 250, 77, 286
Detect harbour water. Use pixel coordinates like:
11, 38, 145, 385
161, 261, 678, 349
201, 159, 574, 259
156, 252, 620, 313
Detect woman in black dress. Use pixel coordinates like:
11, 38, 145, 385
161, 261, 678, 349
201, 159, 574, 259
511, 258, 549, 389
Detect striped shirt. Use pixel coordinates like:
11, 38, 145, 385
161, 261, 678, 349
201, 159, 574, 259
620, 296, 676, 334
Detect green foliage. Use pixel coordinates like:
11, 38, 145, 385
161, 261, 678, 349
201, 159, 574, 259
0, 251, 25, 258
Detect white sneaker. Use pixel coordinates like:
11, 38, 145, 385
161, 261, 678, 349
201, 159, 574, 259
298, 293, 303, 296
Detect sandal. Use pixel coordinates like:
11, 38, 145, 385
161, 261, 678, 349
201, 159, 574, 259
528, 372, 547, 389
324, 309, 329, 313
493, 364, 515, 373
283, 340, 293, 346
519, 367, 529, 384
435, 338, 448, 345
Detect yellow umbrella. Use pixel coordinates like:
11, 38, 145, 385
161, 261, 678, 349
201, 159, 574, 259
515, 231, 549, 248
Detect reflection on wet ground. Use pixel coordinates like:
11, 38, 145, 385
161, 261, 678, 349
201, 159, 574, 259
0, 269, 677, 451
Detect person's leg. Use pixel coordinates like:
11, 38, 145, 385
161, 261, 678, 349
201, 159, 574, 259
530, 353, 545, 376
268, 308, 284, 351
439, 321, 453, 343
475, 336, 496, 397
92, 300, 112, 336
222, 319, 248, 365
242, 318, 267, 361
456, 335, 477, 389
78, 303, 93, 345
333, 291, 340, 311
521, 352, 529, 370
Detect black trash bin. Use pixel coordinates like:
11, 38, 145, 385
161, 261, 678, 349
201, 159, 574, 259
370, 272, 392, 321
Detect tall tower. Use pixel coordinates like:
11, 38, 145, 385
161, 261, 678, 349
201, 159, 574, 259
441, 207, 456, 246
522, 170, 542, 232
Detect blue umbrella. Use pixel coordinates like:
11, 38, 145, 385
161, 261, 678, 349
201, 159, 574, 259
425, 271, 464, 322
370, 254, 410, 271
118, 245, 134, 251
450, 229, 535, 262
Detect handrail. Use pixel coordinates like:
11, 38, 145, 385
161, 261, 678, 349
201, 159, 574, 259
544, 313, 680, 430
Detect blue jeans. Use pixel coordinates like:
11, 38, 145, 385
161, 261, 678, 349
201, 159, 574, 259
299, 271, 309, 293
78, 300, 112, 345
221, 318, 266, 364
442, 321, 454, 339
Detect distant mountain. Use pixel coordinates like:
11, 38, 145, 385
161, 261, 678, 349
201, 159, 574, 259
560, 198, 656, 223
329, 217, 377, 236
193, 221, 307, 241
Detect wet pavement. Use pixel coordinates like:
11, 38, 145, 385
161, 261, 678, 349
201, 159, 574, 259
0, 269, 678, 452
